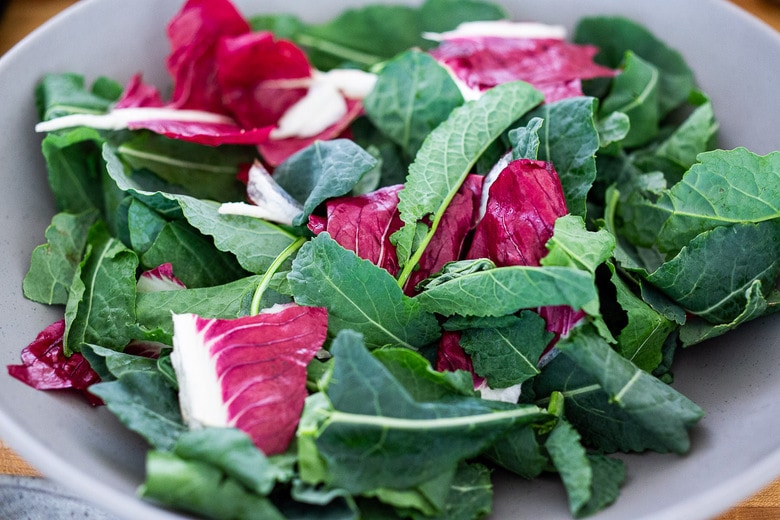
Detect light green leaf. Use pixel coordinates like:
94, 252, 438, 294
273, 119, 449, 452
23, 210, 99, 305
64, 221, 139, 355
414, 264, 596, 317
140, 451, 285, 520
655, 148, 780, 252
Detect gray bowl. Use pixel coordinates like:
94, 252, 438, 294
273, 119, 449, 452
0, 1, 779, 519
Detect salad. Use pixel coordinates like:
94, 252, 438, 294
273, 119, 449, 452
8, 0, 780, 519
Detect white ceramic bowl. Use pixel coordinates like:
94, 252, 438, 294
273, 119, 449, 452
1, 1, 779, 519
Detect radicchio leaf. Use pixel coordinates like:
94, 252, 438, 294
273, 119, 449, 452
466, 159, 584, 353
7, 320, 102, 405
215, 31, 312, 129
170, 304, 328, 455
137, 263, 187, 293
166, 0, 251, 112
430, 37, 616, 102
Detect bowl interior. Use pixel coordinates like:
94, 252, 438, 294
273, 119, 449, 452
0, 1, 779, 519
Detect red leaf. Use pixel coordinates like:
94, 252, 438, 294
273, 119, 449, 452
435, 331, 485, 388
216, 31, 312, 129
467, 159, 567, 267
171, 304, 328, 455
7, 320, 102, 406
431, 37, 615, 102
166, 0, 251, 112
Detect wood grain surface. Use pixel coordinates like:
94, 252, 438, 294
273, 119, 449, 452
1, 1, 779, 519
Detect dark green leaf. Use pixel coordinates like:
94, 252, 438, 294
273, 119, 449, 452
309, 331, 548, 494
42, 127, 106, 213
599, 52, 660, 148
141, 220, 247, 288
575, 16, 695, 116
273, 139, 378, 226
288, 233, 440, 350
89, 371, 185, 450
460, 311, 552, 388
35, 73, 119, 121
555, 326, 704, 454
364, 50, 463, 159
118, 132, 251, 202
654, 148, 780, 253
648, 222, 780, 323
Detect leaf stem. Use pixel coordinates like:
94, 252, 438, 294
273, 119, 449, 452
250, 236, 307, 315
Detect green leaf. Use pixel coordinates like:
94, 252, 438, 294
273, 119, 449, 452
42, 127, 106, 213
63, 222, 139, 355
141, 220, 247, 288
82, 344, 159, 381
126, 198, 167, 254
89, 371, 185, 450
290, 0, 505, 70
545, 419, 592, 516
555, 326, 704, 454
509, 117, 543, 160
135, 275, 282, 341
599, 52, 660, 148
310, 330, 548, 494
117, 132, 251, 202
418, 0, 506, 34
288, 233, 440, 350
35, 73, 119, 120
23, 210, 99, 305
541, 215, 615, 273
634, 94, 718, 180
373, 348, 477, 401
394, 81, 544, 283
414, 264, 596, 317
405, 462, 493, 520
596, 111, 631, 150
679, 281, 768, 347
648, 221, 780, 323
609, 264, 675, 372
364, 50, 464, 159
574, 16, 695, 116
460, 311, 552, 388
176, 196, 299, 275
140, 451, 286, 520
173, 428, 281, 496
483, 426, 547, 479
654, 148, 780, 253
273, 139, 378, 226
576, 454, 626, 518
520, 97, 600, 216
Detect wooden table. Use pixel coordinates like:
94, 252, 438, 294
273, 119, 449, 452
2, 0, 780, 518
